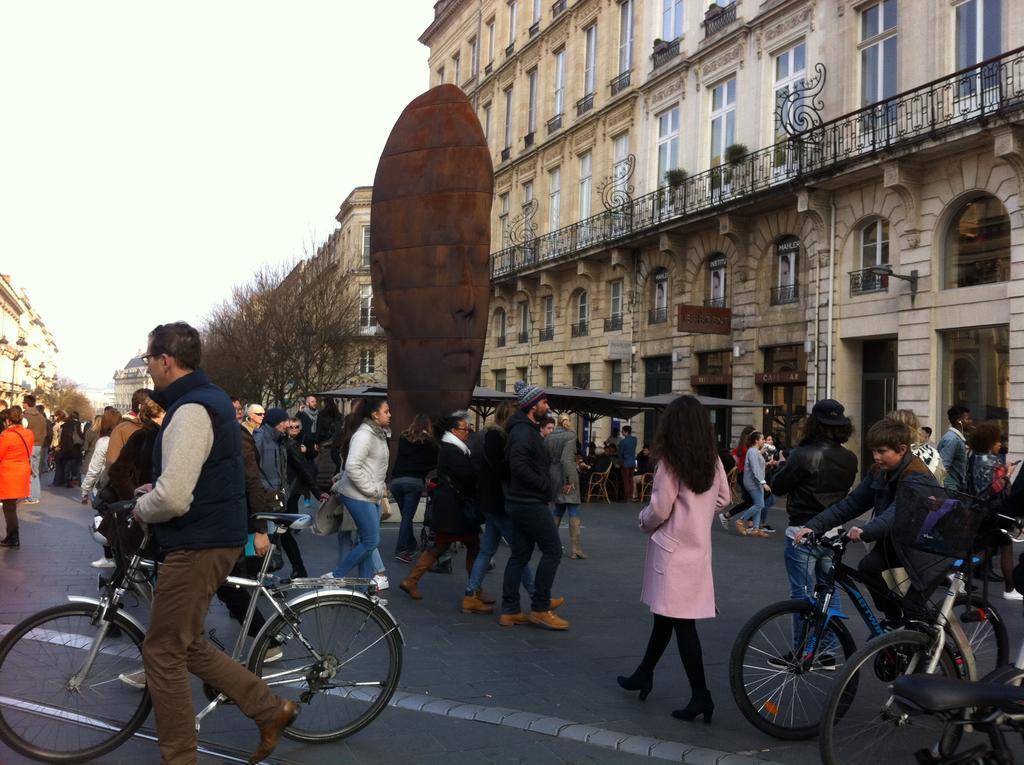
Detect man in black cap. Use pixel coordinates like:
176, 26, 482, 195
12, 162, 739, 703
501, 381, 568, 630
769, 399, 858, 664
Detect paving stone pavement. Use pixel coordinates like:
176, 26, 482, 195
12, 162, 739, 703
0, 482, 1020, 764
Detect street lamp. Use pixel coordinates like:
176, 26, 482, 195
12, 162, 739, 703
867, 265, 919, 306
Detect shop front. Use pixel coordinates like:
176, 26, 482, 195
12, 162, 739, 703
940, 325, 1009, 435
757, 344, 808, 448
692, 349, 733, 448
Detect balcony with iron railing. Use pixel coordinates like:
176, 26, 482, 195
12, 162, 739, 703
704, 3, 737, 39
551, 0, 566, 18
610, 70, 631, 96
652, 38, 681, 70
849, 268, 889, 295
604, 314, 623, 332
648, 306, 669, 324
539, 326, 554, 341
517, 330, 530, 344
704, 296, 728, 308
529, 21, 540, 38
546, 113, 563, 135
491, 46, 1024, 282
770, 284, 799, 306
570, 320, 589, 338
576, 92, 594, 116
496, 334, 507, 348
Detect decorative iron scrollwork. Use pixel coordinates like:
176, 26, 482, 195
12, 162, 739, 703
599, 153, 636, 210
775, 62, 827, 137
509, 199, 538, 245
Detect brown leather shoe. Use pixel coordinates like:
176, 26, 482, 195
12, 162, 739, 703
477, 590, 496, 604
461, 593, 494, 614
529, 610, 569, 630
549, 596, 565, 610
400, 578, 422, 600
249, 700, 299, 764
498, 612, 530, 626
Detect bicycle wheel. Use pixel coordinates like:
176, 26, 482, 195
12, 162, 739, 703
249, 592, 401, 742
952, 593, 1008, 678
729, 598, 857, 740
0, 603, 151, 763
819, 629, 960, 765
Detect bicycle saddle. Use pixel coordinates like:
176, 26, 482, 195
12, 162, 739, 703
892, 674, 1024, 713
252, 512, 313, 530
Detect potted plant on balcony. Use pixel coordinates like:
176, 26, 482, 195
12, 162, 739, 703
665, 168, 687, 189
725, 142, 748, 166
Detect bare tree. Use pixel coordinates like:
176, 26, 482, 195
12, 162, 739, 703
39, 376, 94, 419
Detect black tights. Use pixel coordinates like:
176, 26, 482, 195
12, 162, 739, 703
2, 499, 17, 536
637, 614, 707, 696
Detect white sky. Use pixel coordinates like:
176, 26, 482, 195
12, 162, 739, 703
1, 1, 433, 388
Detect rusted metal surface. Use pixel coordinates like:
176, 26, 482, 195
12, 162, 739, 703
371, 84, 494, 434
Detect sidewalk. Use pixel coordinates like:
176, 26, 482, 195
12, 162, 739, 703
2, 484, 1012, 764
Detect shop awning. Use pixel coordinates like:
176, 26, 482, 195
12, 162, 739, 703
639, 392, 773, 409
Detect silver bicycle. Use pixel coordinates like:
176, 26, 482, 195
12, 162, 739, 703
0, 507, 404, 763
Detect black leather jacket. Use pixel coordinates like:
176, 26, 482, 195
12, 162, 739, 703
770, 439, 858, 528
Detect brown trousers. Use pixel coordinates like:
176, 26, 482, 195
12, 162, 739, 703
621, 467, 635, 502
142, 547, 282, 765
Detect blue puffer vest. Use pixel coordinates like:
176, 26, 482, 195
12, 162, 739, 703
150, 369, 247, 552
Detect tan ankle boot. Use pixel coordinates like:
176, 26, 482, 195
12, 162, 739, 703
569, 518, 588, 559
400, 549, 436, 600
461, 592, 494, 614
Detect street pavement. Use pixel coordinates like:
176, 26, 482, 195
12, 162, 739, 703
1, 481, 1021, 764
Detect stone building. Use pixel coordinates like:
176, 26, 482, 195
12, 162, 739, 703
113, 356, 153, 413
420, 0, 1024, 459
0, 274, 58, 401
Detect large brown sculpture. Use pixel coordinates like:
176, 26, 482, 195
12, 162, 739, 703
370, 84, 494, 436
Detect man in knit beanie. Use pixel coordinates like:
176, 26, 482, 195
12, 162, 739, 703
499, 381, 569, 630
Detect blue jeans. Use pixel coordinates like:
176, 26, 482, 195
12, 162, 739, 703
467, 513, 535, 595
553, 503, 580, 519
333, 497, 381, 578
390, 477, 424, 555
502, 501, 561, 614
784, 534, 840, 653
739, 489, 774, 529
338, 530, 385, 573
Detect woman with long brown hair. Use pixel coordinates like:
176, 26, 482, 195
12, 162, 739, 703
617, 395, 731, 723
390, 413, 438, 563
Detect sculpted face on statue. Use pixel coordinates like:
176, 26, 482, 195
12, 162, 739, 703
370, 85, 494, 433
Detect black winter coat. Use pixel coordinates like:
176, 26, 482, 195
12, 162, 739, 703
478, 427, 509, 516
771, 439, 859, 528
504, 410, 551, 505
430, 441, 479, 535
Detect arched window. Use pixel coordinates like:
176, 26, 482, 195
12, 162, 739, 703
650, 268, 669, 323
494, 308, 507, 346
771, 236, 800, 305
572, 290, 589, 337
853, 219, 890, 294
944, 196, 1010, 288
707, 254, 727, 307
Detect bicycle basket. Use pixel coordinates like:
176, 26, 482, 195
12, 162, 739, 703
891, 483, 985, 559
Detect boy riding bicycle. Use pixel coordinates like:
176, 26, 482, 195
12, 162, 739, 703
794, 419, 943, 622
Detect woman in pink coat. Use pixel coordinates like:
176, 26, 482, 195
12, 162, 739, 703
617, 395, 731, 723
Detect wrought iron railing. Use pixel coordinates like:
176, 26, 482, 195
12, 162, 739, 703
496, 334, 507, 347
551, 0, 566, 18
517, 330, 530, 344
652, 38, 680, 70
610, 70, 631, 96
491, 46, 1024, 281
648, 307, 669, 324
604, 315, 623, 332
849, 268, 889, 295
704, 4, 737, 38
529, 21, 540, 38
500, 146, 511, 162
539, 326, 554, 342
576, 93, 594, 116
704, 296, 727, 308
524, 132, 534, 148
546, 113, 563, 135
505, 43, 515, 57
952, 255, 1011, 288
570, 320, 589, 338
770, 284, 799, 306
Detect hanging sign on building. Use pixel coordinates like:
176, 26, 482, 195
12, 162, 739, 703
677, 304, 731, 335
607, 340, 632, 360
755, 371, 808, 385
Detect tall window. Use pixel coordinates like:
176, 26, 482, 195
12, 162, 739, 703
577, 291, 589, 325
860, 0, 898, 105
553, 49, 566, 116
663, 0, 683, 40
542, 294, 554, 330
584, 25, 598, 96
494, 308, 507, 343
518, 301, 530, 340
653, 269, 669, 311
608, 360, 623, 393
359, 285, 376, 330
860, 219, 890, 269
570, 362, 590, 388
773, 42, 806, 142
532, 0, 541, 24
613, 132, 630, 182
618, 0, 634, 74
708, 254, 727, 305
361, 226, 371, 268
773, 236, 800, 305
944, 196, 1010, 288
609, 279, 623, 317
359, 349, 375, 375
941, 326, 1008, 440
508, 0, 518, 46
523, 180, 534, 206
548, 166, 561, 231
469, 35, 479, 75
436, 66, 445, 85
710, 78, 736, 167
494, 368, 507, 391
542, 365, 553, 387
503, 86, 514, 149
656, 107, 680, 184
527, 68, 538, 134
956, 0, 1001, 68
579, 151, 592, 219
452, 53, 461, 85
482, 102, 492, 141
487, 19, 496, 63
499, 192, 510, 246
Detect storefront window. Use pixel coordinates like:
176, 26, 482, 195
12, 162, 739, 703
759, 344, 807, 447
944, 196, 1010, 288
941, 325, 1008, 435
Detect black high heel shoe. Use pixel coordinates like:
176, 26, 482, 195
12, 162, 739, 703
671, 690, 714, 723
616, 670, 653, 701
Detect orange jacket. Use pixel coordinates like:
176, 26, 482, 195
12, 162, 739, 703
0, 425, 34, 501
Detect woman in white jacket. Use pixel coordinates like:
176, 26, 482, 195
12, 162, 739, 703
329, 398, 391, 581
80, 409, 122, 568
